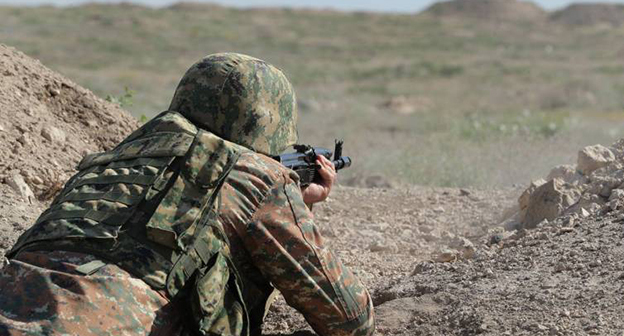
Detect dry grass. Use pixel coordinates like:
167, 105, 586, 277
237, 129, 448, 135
1, 3, 623, 187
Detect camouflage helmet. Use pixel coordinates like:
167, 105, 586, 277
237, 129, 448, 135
169, 53, 298, 156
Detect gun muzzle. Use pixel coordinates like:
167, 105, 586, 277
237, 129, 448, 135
333, 156, 352, 171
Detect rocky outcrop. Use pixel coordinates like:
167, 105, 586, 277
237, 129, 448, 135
503, 140, 624, 230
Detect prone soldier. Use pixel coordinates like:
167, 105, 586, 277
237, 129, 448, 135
0, 53, 374, 336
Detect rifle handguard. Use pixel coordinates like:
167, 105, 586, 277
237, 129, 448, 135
272, 140, 352, 186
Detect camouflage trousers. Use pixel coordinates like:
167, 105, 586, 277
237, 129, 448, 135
0, 251, 185, 336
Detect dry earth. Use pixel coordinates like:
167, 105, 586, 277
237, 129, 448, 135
0, 44, 139, 259
2, 44, 624, 336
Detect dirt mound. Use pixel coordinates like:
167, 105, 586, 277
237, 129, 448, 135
0, 44, 138, 257
551, 3, 624, 27
423, 0, 547, 22
372, 138, 624, 335
503, 140, 624, 230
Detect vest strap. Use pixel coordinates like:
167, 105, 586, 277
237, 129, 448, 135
35, 209, 132, 227
62, 192, 143, 206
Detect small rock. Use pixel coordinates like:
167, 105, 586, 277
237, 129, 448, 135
535, 324, 548, 332
17, 133, 31, 146
29, 175, 43, 185
434, 248, 459, 262
609, 189, 624, 201
523, 178, 580, 229
400, 229, 414, 238
547, 164, 577, 182
519, 179, 547, 210
577, 144, 615, 175
580, 208, 590, 218
0, 124, 4, 132
558, 227, 576, 234
41, 126, 66, 143
369, 241, 392, 253
459, 188, 471, 196
6, 173, 35, 204
47, 85, 60, 97
452, 237, 476, 259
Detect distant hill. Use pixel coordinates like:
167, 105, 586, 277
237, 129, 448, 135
424, 0, 546, 22
550, 3, 624, 26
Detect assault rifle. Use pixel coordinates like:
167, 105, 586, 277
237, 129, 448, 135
272, 140, 352, 186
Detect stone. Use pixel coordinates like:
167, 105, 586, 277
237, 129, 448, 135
609, 189, 624, 201
29, 175, 43, 185
369, 240, 392, 253
47, 85, 60, 97
577, 144, 615, 175
434, 248, 459, 262
547, 164, 577, 182
6, 173, 35, 204
519, 179, 547, 209
457, 238, 476, 259
523, 178, 579, 229
41, 126, 66, 143
17, 133, 31, 146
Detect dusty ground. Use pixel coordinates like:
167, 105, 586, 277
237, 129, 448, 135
262, 186, 518, 335
2, 43, 624, 336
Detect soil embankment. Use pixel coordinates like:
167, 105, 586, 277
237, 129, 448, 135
0, 44, 138, 257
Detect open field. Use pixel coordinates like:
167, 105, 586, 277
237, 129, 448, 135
1, 2, 623, 187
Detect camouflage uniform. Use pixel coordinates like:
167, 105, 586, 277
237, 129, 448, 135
0, 53, 374, 336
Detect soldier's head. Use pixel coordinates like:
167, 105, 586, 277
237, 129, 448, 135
169, 53, 298, 156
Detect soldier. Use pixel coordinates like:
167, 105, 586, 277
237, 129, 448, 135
0, 53, 374, 336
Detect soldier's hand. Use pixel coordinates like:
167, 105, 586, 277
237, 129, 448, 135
302, 155, 336, 207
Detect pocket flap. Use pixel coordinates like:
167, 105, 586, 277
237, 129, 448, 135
184, 131, 235, 189
79, 132, 194, 170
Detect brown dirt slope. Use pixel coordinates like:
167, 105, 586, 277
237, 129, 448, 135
550, 3, 624, 27
0, 44, 138, 256
423, 0, 547, 22
372, 139, 624, 335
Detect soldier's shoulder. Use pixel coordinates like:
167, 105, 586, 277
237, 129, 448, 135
233, 151, 293, 187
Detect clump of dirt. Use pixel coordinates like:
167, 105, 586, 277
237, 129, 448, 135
423, 0, 547, 23
550, 3, 624, 27
0, 44, 138, 258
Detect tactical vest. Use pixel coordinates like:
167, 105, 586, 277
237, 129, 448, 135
9, 111, 251, 336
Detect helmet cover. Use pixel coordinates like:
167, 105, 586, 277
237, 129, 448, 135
169, 53, 298, 155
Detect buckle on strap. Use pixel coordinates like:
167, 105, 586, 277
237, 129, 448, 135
75, 259, 107, 276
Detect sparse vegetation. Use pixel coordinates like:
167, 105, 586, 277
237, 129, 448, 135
105, 86, 135, 108
1, 2, 623, 187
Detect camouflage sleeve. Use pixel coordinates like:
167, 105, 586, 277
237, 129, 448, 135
241, 172, 375, 336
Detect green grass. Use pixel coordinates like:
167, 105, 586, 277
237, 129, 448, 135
1, 3, 623, 187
